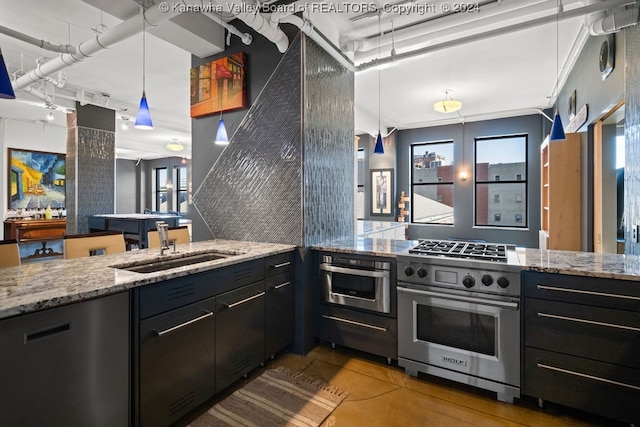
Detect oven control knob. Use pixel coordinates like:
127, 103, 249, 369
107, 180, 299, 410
417, 267, 428, 278
481, 274, 494, 286
463, 275, 475, 288
497, 276, 510, 288
403, 266, 415, 276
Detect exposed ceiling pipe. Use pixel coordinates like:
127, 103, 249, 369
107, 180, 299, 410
21, 86, 54, 104
11, 1, 188, 91
221, 0, 289, 52
342, 0, 552, 55
0, 24, 76, 54
357, 0, 637, 71
270, 12, 356, 71
589, 3, 640, 34
201, 11, 252, 47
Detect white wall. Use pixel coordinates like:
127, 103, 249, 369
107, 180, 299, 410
1, 118, 66, 222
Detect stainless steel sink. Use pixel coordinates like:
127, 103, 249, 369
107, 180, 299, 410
114, 251, 233, 273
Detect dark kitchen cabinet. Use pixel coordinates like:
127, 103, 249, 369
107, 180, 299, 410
134, 272, 219, 427
0, 292, 130, 427
215, 281, 266, 393
265, 252, 295, 359
522, 271, 640, 425
139, 297, 216, 427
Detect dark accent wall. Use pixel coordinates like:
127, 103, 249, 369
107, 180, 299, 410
625, 25, 640, 254
398, 115, 543, 248
66, 104, 115, 234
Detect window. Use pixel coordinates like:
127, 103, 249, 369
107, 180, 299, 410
155, 167, 168, 211
176, 166, 188, 213
411, 141, 454, 224
475, 135, 528, 227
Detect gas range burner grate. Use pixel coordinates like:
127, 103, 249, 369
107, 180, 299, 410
409, 239, 510, 262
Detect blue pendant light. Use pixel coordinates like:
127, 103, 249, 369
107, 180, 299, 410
0, 46, 16, 99
549, 112, 566, 141
134, 9, 153, 129
549, 0, 565, 142
135, 90, 153, 129
214, 118, 229, 145
374, 132, 384, 154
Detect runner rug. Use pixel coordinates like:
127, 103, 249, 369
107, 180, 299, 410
188, 367, 348, 427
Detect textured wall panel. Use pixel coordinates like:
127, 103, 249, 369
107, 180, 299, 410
626, 25, 640, 254
66, 123, 115, 234
192, 36, 304, 245
303, 37, 355, 245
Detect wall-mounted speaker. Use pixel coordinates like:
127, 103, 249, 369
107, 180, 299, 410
599, 34, 615, 81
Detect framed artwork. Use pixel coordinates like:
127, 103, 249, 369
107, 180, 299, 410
8, 148, 66, 210
190, 52, 247, 118
371, 169, 393, 216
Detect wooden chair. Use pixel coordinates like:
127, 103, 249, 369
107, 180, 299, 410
147, 226, 191, 249
63, 231, 126, 259
0, 239, 21, 268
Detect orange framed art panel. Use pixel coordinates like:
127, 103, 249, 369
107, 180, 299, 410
190, 52, 247, 118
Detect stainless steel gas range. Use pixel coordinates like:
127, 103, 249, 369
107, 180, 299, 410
396, 239, 522, 403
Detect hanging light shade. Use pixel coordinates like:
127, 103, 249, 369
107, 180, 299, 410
374, 132, 384, 154
134, 9, 153, 129
0, 46, 16, 99
549, 113, 566, 141
135, 91, 153, 129
434, 90, 462, 113
215, 118, 229, 145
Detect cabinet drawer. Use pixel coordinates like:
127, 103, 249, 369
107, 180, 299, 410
525, 297, 640, 369
265, 272, 295, 358
264, 251, 293, 277
319, 305, 397, 360
138, 271, 217, 319
524, 347, 640, 425
523, 271, 640, 311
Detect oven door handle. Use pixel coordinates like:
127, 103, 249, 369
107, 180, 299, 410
397, 286, 519, 310
319, 264, 389, 278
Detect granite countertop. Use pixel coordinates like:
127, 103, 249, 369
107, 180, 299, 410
0, 240, 296, 320
313, 237, 640, 282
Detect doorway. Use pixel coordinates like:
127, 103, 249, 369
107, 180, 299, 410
593, 100, 625, 254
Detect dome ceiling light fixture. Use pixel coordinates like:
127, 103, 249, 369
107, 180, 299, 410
166, 138, 184, 152
434, 89, 462, 114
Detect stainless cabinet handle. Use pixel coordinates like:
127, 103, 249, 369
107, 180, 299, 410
397, 286, 519, 309
536, 285, 640, 301
537, 363, 640, 391
154, 311, 213, 337
537, 312, 640, 332
271, 281, 291, 290
322, 314, 388, 332
272, 262, 291, 268
320, 264, 389, 278
225, 292, 266, 309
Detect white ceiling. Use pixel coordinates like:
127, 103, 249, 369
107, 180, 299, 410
0, 0, 631, 159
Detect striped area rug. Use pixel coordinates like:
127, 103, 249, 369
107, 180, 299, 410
188, 368, 348, 427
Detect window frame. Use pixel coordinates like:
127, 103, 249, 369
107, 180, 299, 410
410, 140, 455, 225
474, 134, 528, 228
154, 167, 168, 212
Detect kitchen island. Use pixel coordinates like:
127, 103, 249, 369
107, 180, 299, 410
0, 239, 296, 427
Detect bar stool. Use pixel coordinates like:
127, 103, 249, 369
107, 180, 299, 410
63, 231, 126, 259
147, 226, 191, 249
0, 239, 21, 268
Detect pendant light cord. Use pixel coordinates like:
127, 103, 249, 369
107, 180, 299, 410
142, 8, 146, 93
378, 11, 381, 135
